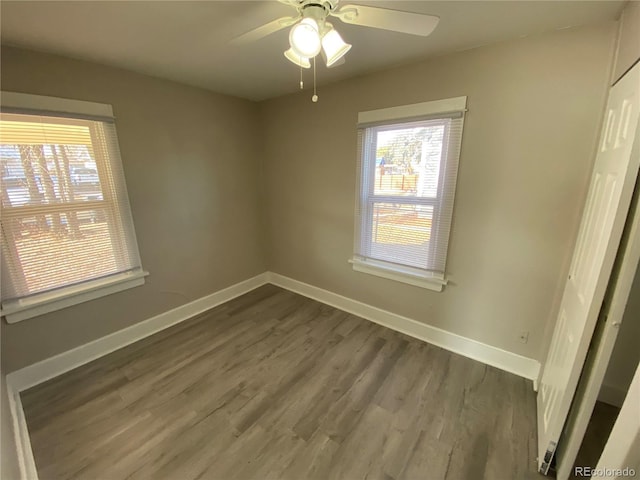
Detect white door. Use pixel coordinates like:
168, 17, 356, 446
555, 185, 640, 480
537, 61, 640, 474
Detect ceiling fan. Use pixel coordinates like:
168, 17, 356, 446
231, 0, 440, 70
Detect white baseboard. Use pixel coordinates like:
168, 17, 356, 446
267, 272, 541, 381
5, 269, 542, 480
5, 272, 269, 480
6, 272, 269, 393
6, 381, 38, 480
7, 270, 541, 392
598, 382, 627, 408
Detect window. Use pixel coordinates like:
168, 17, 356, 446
1, 92, 146, 322
352, 97, 466, 291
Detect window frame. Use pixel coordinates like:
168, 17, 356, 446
351, 97, 467, 291
0, 92, 147, 323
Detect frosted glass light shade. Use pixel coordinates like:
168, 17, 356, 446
284, 48, 311, 68
322, 50, 346, 68
321, 28, 351, 67
289, 18, 321, 58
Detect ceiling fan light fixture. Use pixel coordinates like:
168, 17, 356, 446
322, 50, 346, 68
284, 48, 311, 69
289, 17, 322, 58
321, 28, 352, 67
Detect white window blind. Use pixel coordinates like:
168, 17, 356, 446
353, 97, 466, 286
1, 103, 143, 311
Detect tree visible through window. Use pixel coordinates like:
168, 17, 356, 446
1, 112, 142, 303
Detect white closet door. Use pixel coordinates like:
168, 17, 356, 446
537, 61, 640, 474
555, 187, 640, 480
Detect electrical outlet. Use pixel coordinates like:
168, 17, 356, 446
519, 331, 529, 344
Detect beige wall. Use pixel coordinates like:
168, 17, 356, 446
613, 0, 640, 83
0, 21, 618, 371
1, 46, 266, 372
260, 22, 617, 361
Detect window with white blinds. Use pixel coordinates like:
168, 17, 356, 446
352, 97, 466, 291
1, 93, 145, 322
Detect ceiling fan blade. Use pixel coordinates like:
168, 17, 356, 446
334, 5, 439, 37
230, 16, 299, 45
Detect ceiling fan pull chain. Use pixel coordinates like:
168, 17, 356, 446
300, 58, 304, 89
312, 56, 318, 102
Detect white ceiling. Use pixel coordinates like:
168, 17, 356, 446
1, 1, 624, 101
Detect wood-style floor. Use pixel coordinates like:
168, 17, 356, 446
22, 285, 540, 480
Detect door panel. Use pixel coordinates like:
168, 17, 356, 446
537, 62, 640, 474
556, 86, 640, 480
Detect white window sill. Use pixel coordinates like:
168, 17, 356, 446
349, 258, 447, 292
1, 270, 149, 323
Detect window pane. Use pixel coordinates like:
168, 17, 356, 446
2, 209, 119, 297
1, 110, 142, 302
369, 203, 433, 269
1, 141, 104, 209
374, 124, 445, 198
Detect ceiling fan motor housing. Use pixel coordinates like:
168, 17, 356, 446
298, 0, 338, 25
296, 0, 338, 11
